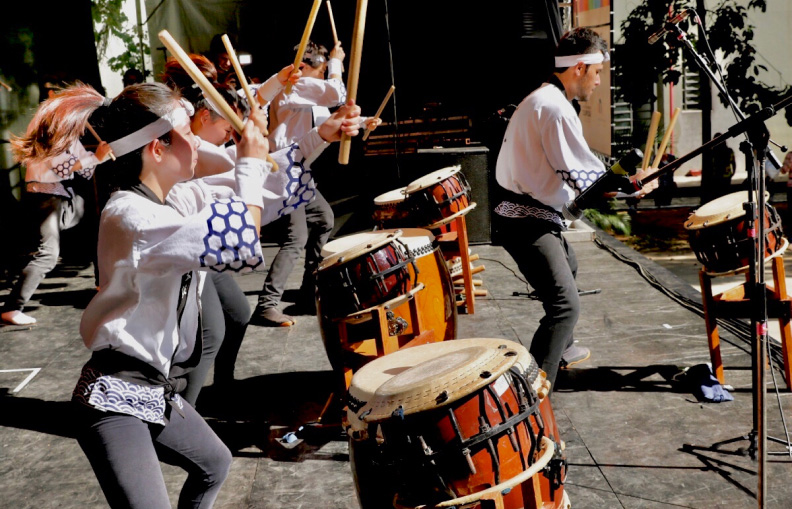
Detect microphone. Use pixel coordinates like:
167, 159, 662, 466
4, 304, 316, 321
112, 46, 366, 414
562, 148, 644, 221
648, 10, 691, 45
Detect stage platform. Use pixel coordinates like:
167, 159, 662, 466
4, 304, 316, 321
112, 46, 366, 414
2, 224, 792, 508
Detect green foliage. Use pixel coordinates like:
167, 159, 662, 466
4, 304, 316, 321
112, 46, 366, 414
92, 0, 148, 74
617, 0, 789, 125
584, 206, 632, 236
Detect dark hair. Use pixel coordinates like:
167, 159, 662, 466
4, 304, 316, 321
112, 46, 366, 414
554, 27, 608, 73
94, 83, 180, 191
297, 40, 328, 69
122, 68, 145, 87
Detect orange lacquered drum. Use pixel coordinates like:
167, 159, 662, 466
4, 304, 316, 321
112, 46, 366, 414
317, 229, 457, 373
347, 338, 569, 509
373, 187, 411, 229
685, 191, 787, 275
404, 166, 477, 229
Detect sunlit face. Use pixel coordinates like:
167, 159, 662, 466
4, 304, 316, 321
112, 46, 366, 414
197, 110, 234, 146
576, 62, 603, 102
165, 117, 200, 182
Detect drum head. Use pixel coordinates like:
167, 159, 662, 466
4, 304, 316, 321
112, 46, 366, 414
404, 165, 462, 195
318, 230, 403, 271
685, 191, 769, 230
374, 187, 408, 206
347, 338, 534, 428
376, 228, 435, 258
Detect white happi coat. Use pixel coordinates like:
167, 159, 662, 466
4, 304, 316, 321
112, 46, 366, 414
494, 82, 606, 224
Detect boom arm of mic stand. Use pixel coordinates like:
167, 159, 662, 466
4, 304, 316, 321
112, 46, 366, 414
669, 23, 786, 169
634, 103, 785, 187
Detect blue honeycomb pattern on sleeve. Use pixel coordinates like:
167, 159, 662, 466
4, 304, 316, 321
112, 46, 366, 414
52, 154, 79, 179
201, 199, 263, 272
558, 168, 602, 197
277, 143, 317, 216
75, 164, 95, 180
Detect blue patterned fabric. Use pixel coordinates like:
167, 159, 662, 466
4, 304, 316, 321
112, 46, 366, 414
278, 143, 317, 216
72, 365, 184, 425
558, 168, 601, 197
52, 153, 78, 179
200, 199, 263, 272
494, 201, 564, 228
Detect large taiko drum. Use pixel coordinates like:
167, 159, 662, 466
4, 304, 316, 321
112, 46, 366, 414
317, 228, 457, 373
347, 338, 569, 509
373, 187, 411, 229
404, 166, 477, 229
685, 191, 787, 274
316, 230, 414, 318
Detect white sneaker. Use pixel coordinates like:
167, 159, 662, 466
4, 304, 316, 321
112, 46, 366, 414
1, 310, 37, 325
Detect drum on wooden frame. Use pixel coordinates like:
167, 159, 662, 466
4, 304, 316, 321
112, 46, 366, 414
685, 191, 787, 275
318, 228, 457, 375
373, 187, 411, 229
404, 166, 477, 229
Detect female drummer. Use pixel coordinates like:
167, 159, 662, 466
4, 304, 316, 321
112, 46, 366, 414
2, 88, 113, 326
158, 55, 302, 406
56, 81, 360, 507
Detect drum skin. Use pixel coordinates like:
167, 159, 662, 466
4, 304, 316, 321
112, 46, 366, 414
347, 339, 566, 509
373, 187, 411, 229
317, 230, 457, 376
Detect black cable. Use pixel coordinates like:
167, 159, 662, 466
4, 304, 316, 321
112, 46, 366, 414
383, 0, 400, 181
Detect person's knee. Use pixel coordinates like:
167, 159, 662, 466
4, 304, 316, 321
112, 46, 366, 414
206, 444, 232, 486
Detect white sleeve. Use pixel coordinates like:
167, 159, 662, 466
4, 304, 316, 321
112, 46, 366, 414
541, 112, 606, 196
327, 58, 343, 78
288, 77, 347, 108
253, 74, 286, 105
109, 196, 264, 276
73, 142, 99, 179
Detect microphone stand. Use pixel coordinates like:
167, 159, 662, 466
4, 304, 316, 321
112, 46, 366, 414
636, 95, 792, 509
666, 21, 787, 167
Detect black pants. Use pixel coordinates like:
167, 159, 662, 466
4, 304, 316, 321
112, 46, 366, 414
499, 216, 580, 389
257, 189, 334, 309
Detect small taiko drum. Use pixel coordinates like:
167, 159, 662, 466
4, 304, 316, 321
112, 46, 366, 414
685, 191, 787, 274
318, 229, 457, 374
373, 187, 411, 229
404, 165, 477, 229
347, 338, 569, 509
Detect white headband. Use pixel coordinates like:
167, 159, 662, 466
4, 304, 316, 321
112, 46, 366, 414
108, 107, 191, 158
554, 51, 610, 68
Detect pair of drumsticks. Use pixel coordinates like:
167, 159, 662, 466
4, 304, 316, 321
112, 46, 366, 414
641, 107, 681, 173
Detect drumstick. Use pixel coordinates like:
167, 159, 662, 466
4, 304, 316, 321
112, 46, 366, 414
221, 35, 263, 127
641, 111, 661, 172
326, 0, 339, 46
651, 107, 681, 168
158, 30, 278, 171
338, 0, 369, 165
0, 79, 12, 92
362, 85, 395, 141
85, 122, 116, 161
286, 0, 323, 95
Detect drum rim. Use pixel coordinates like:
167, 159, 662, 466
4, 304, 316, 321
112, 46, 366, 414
426, 202, 477, 228
685, 191, 770, 230
374, 187, 409, 205
375, 227, 436, 256
318, 230, 404, 270
347, 338, 535, 425
404, 165, 462, 194
703, 236, 789, 276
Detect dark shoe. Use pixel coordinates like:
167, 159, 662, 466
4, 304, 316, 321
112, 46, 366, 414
560, 344, 590, 369
253, 307, 296, 327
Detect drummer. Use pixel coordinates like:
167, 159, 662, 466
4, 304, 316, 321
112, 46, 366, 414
493, 28, 656, 390
254, 40, 380, 326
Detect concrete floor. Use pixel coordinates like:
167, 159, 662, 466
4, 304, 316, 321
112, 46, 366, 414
2, 222, 792, 508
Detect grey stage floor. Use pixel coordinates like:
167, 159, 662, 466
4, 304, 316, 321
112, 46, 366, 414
2, 225, 792, 508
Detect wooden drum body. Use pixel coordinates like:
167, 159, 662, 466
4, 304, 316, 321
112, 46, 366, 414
373, 187, 411, 229
685, 191, 786, 274
404, 166, 476, 229
317, 229, 457, 376
347, 338, 568, 509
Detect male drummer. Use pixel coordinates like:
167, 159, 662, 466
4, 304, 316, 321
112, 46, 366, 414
493, 27, 655, 390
